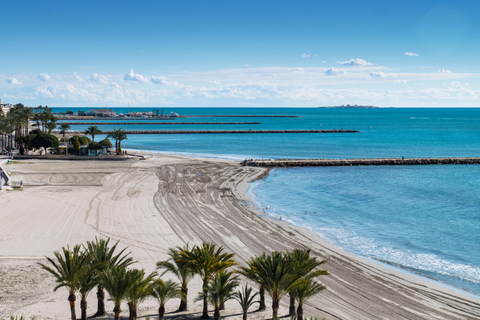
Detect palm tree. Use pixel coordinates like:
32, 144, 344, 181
38, 245, 93, 320
238, 253, 267, 311
150, 279, 181, 320
234, 285, 259, 320
125, 269, 157, 320
243, 251, 301, 318
156, 245, 195, 311
286, 249, 329, 316
85, 125, 102, 142
293, 279, 326, 320
99, 266, 141, 320
78, 270, 98, 320
196, 271, 239, 320
85, 237, 135, 317
178, 243, 238, 319
107, 128, 127, 155
60, 123, 71, 141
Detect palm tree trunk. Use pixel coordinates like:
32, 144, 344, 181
202, 294, 209, 318
159, 305, 165, 320
258, 286, 266, 311
272, 299, 279, 319
94, 285, 107, 316
243, 311, 247, 320
288, 294, 296, 316
178, 285, 188, 311
214, 307, 220, 320
297, 303, 304, 320
68, 293, 77, 320
81, 298, 87, 320
201, 285, 209, 318
114, 305, 121, 320
219, 300, 225, 310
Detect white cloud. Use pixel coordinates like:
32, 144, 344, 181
325, 67, 346, 76
393, 80, 408, 83
123, 69, 149, 83
36, 73, 52, 82
369, 71, 388, 78
404, 52, 419, 56
338, 59, 373, 66
301, 53, 311, 58
151, 75, 168, 84
90, 73, 109, 84
437, 68, 452, 74
7, 77, 22, 85
321, 61, 327, 63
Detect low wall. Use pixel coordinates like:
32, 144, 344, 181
13, 155, 131, 161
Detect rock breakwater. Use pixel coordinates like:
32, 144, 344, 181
241, 157, 480, 167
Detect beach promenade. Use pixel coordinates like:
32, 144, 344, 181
0, 156, 479, 319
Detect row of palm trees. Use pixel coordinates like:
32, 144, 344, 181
0, 104, 58, 154
39, 238, 328, 320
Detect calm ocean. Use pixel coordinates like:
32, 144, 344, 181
56, 107, 480, 296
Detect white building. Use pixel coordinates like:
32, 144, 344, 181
0, 99, 13, 116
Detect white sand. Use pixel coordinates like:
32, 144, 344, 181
0, 155, 479, 319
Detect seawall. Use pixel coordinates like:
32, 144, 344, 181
99, 129, 359, 134
241, 157, 480, 167
59, 122, 262, 125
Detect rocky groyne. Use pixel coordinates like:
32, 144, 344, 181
101, 129, 359, 134
241, 157, 480, 167
60, 122, 261, 125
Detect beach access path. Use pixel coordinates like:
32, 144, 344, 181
0, 156, 479, 319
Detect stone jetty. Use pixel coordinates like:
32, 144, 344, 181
241, 157, 480, 167
185, 115, 300, 118
61, 122, 261, 125
101, 129, 359, 134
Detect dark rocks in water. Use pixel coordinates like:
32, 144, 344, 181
241, 157, 480, 167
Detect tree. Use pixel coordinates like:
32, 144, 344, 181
242, 251, 301, 318
286, 249, 329, 316
178, 243, 238, 319
71, 136, 81, 155
30, 133, 59, 150
78, 269, 98, 320
195, 270, 239, 320
85, 125, 102, 142
150, 279, 181, 320
125, 269, 157, 320
99, 138, 113, 148
234, 285, 259, 320
107, 128, 127, 155
100, 266, 140, 320
85, 237, 135, 317
238, 253, 267, 311
60, 123, 71, 140
156, 245, 195, 311
293, 279, 326, 320
38, 245, 93, 320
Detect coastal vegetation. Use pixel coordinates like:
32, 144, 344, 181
39, 238, 328, 320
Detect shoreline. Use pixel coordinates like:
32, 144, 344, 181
0, 154, 479, 319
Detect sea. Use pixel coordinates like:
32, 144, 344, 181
54, 107, 480, 296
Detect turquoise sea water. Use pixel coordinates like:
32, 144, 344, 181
55, 107, 480, 295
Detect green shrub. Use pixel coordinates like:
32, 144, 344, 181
30, 133, 59, 149
99, 138, 113, 148
87, 142, 103, 150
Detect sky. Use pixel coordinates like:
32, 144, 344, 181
1, 0, 480, 108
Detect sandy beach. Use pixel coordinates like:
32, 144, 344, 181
1, 155, 479, 320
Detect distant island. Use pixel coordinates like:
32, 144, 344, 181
319, 104, 379, 109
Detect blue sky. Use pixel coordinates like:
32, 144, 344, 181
1, 0, 480, 107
